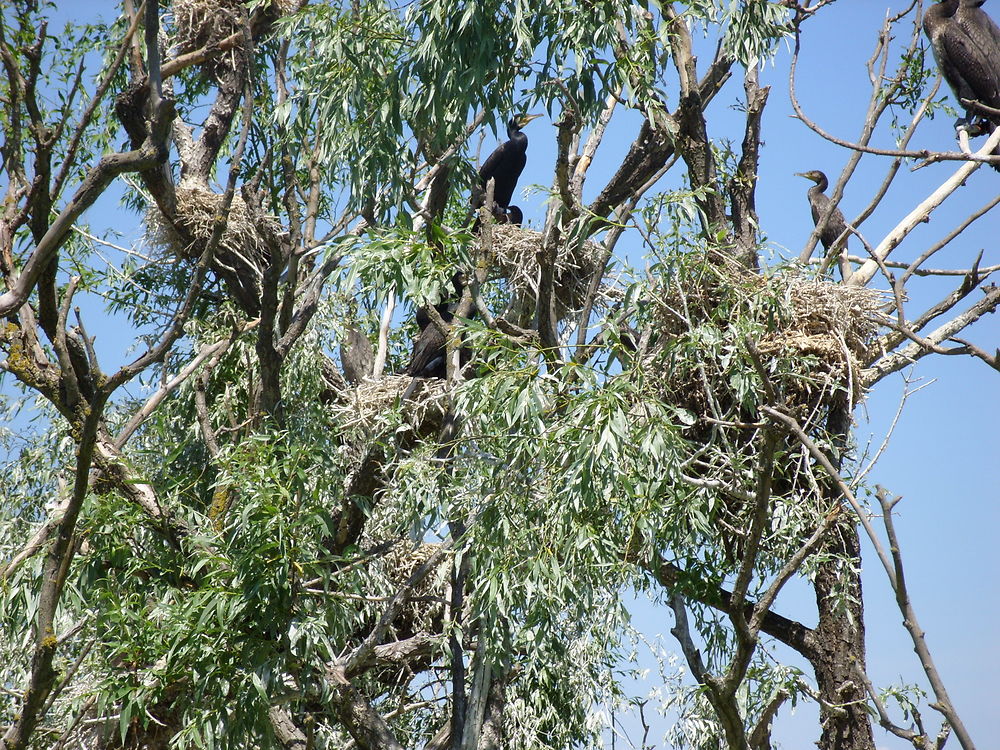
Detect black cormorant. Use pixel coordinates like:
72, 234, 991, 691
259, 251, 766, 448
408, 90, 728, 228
924, 0, 1000, 145
473, 114, 542, 212
406, 272, 471, 379
504, 205, 523, 227
795, 170, 850, 257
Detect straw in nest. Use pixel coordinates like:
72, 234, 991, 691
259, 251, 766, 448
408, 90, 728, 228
487, 225, 610, 317
648, 266, 885, 410
757, 276, 884, 399
371, 540, 448, 635
172, 0, 246, 61
147, 186, 275, 273
333, 375, 448, 433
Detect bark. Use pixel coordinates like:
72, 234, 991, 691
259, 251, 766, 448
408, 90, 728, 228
809, 397, 875, 750
811, 523, 874, 750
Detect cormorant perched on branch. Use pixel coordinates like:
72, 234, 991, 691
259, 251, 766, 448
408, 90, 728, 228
406, 272, 470, 379
923, 0, 1000, 167
795, 170, 849, 254
472, 114, 542, 212
795, 170, 854, 278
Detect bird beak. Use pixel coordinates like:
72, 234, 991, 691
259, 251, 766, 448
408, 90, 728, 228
793, 172, 806, 178
519, 113, 543, 127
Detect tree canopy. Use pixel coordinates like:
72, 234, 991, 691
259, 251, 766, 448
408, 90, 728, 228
0, 2, 996, 750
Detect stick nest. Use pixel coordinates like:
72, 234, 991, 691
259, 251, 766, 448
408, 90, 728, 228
332, 375, 449, 436
147, 186, 275, 271
171, 0, 294, 75
171, 0, 246, 64
369, 540, 448, 638
757, 276, 883, 397
650, 265, 884, 414
487, 225, 612, 318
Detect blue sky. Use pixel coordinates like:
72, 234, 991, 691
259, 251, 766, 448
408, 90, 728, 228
8, 2, 999, 748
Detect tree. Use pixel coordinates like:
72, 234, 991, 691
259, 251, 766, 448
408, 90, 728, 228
0, 1, 995, 749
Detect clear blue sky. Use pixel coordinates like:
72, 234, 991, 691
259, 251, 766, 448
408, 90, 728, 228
13, 3, 1000, 748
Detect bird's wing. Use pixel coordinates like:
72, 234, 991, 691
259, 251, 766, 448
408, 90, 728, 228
478, 140, 512, 182
406, 325, 447, 377
962, 1, 1000, 47
936, 20, 1000, 108
959, 6, 1000, 108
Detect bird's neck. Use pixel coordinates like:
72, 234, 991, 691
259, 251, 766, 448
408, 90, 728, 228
507, 130, 527, 150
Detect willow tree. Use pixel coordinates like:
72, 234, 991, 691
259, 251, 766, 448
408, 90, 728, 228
0, 1, 993, 749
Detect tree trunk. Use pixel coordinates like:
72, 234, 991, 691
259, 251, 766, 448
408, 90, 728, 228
811, 523, 875, 750
809, 397, 874, 750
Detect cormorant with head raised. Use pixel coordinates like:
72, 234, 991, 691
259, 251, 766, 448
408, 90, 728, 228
795, 170, 852, 277
472, 114, 542, 213
923, 0, 1000, 167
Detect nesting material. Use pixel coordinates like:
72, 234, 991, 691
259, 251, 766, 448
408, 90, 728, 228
371, 540, 448, 636
333, 375, 448, 433
147, 186, 274, 272
171, 0, 247, 61
771, 277, 881, 359
487, 225, 610, 317
650, 265, 885, 410
757, 276, 884, 400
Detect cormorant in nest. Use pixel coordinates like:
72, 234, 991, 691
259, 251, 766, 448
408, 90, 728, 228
406, 272, 471, 379
504, 205, 523, 226
340, 325, 374, 385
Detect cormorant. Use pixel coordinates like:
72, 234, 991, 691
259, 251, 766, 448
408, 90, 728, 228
406, 272, 471, 379
795, 170, 850, 254
473, 114, 542, 212
471, 201, 524, 233
923, 0, 1000, 167
340, 325, 374, 384
504, 205, 523, 227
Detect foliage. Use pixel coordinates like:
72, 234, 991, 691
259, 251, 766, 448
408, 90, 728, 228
0, 1, 993, 749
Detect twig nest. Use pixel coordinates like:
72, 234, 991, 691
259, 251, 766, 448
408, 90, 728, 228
757, 276, 884, 402
648, 265, 885, 413
148, 186, 274, 267
773, 277, 882, 359
488, 225, 610, 318
171, 0, 247, 69
370, 540, 448, 637
332, 375, 449, 435
170, 0, 293, 76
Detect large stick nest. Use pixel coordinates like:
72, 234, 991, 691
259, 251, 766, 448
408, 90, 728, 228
367, 540, 449, 639
649, 265, 884, 416
486, 225, 613, 319
170, 0, 294, 76
171, 0, 247, 75
331, 375, 449, 437
146, 186, 285, 312
644, 265, 885, 561
756, 276, 884, 399
148, 187, 276, 265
